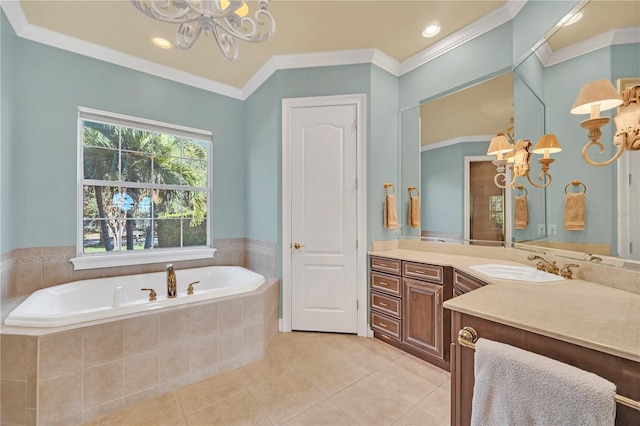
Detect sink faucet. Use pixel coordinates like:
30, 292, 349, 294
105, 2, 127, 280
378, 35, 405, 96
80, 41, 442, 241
527, 255, 559, 275
166, 263, 177, 298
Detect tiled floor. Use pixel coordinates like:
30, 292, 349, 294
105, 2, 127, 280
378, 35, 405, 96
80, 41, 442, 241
84, 331, 451, 425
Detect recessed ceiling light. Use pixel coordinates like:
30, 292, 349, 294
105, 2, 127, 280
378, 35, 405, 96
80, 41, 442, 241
422, 25, 441, 38
151, 37, 172, 49
557, 12, 583, 27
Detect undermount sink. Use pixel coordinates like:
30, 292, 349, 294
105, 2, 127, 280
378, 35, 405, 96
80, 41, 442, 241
469, 264, 565, 283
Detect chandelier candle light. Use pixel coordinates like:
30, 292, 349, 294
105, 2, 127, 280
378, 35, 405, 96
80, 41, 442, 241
487, 133, 562, 189
571, 79, 640, 166
130, 0, 276, 62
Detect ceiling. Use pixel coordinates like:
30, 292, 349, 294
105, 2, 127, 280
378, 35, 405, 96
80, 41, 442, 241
18, 0, 508, 89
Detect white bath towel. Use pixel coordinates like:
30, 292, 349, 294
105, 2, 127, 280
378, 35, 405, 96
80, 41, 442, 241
471, 338, 616, 426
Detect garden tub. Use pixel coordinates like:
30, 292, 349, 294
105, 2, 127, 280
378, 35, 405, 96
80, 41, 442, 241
4, 265, 266, 327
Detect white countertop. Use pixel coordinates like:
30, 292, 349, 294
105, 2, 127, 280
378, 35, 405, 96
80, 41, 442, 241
369, 249, 640, 363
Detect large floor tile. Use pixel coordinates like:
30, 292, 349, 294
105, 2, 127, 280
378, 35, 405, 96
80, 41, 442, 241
292, 352, 368, 397
418, 384, 451, 424
393, 405, 447, 426
186, 391, 272, 426
177, 369, 248, 415
249, 370, 326, 424
369, 363, 441, 405
88, 391, 186, 426
330, 376, 414, 425
282, 399, 358, 426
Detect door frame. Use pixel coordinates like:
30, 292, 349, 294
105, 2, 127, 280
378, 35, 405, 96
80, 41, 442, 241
464, 155, 512, 243
281, 94, 368, 336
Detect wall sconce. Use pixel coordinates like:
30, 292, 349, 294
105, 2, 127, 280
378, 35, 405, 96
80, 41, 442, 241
570, 78, 629, 166
488, 134, 562, 189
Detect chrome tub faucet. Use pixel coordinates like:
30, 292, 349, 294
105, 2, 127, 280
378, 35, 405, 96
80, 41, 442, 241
166, 263, 177, 298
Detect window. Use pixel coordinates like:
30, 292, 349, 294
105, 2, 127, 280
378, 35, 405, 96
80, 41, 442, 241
71, 107, 214, 270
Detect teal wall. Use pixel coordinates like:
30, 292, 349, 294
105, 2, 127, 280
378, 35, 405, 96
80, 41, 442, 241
6, 26, 246, 249
543, 44, 640, 255
421, 142, 489, 236
512, 0, 579, 67
400, 106, 420, 237
1, 12, 16, 252
399, 22, 513, 108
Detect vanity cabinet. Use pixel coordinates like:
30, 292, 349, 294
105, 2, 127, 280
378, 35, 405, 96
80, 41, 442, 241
453, 269, 488, 297
369, 256, 452, 370
450, 312, 640, 425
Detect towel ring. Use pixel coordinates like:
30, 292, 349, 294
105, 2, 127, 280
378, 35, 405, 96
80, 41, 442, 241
408, 186, 419, 196
515, 184, 528, 197
384, 183, 395, 195
565, 180, 587, 194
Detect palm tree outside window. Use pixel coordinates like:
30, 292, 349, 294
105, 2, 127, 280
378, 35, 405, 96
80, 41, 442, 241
79, 108, 211, 257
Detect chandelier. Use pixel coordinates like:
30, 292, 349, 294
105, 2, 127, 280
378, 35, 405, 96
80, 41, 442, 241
130, 0, 276, 62
487, 119, 562, 189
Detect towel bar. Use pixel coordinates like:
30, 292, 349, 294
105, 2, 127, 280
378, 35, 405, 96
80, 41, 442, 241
565, 179, 587, 194
457, 326, 640, 412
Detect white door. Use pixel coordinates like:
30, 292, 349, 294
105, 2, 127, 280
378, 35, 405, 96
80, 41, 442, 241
289, 103, 358, 333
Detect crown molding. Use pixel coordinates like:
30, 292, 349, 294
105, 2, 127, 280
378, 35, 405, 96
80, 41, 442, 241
399, 0, 526, 76
421, 134, 493, 152
0, 2, 244, 100
1, 0, 522, 101
537, 26, 640, 67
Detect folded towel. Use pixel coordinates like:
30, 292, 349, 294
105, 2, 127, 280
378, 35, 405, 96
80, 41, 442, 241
384, 194, 398, 230
565, 192, 586, 230
408, 195, 420, 228
514, 195, 528, 229
471, 338, 616, 426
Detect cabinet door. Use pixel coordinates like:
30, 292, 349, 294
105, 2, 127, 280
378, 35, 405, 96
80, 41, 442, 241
402, 278, 444, 359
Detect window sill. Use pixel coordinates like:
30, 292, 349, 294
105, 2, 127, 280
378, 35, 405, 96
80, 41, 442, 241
70, 247, 217, 270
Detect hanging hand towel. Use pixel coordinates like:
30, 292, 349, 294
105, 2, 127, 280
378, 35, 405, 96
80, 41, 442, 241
384, 194, 398, 230
471, 338, 616, 426
514, 195, 529, 230
565, 192, 586, 230
408, 195, 420, 228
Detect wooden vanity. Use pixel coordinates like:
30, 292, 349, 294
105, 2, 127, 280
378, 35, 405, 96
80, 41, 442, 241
368, 246, 640, 425
369, 255, 453, 370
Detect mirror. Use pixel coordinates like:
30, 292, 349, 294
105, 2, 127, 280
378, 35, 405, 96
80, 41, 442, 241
400, 71, 547, 246
513, 0, 640, 267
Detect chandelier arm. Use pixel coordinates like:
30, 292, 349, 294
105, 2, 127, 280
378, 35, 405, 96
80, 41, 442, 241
527, 171, 551, 189
130, 0, 199, 23
212, 26, 240, 62
494, 170, 516, 189
582, 139, 625, 167
219, 10, 275, 42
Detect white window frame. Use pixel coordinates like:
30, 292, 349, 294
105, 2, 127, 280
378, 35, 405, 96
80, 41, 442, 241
70, 107, 216, 270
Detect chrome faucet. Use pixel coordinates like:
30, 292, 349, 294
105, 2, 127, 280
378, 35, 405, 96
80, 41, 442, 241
527, 255, 559, 275
166, 263, 177, 298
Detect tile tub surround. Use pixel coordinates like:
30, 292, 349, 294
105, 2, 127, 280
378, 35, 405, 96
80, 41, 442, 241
0, 238, 276, 307
0, 279, 279, 426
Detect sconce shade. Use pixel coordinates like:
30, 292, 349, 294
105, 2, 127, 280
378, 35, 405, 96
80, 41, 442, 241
532, 134, 562, 154
487, 135, 512, 155
570, 79, 623, 115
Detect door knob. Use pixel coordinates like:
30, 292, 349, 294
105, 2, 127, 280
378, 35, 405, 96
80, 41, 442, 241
293, 242, 304, 250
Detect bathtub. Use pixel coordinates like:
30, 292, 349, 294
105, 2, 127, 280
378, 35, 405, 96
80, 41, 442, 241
4, 266, 266, 328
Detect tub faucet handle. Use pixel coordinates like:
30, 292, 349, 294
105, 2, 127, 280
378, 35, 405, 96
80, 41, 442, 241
187, 281, 201, 295
141, 288, 157, 301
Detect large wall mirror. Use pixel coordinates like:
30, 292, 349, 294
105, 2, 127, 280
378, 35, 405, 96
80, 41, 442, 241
399, 0, 639, 270
514, 0, 640, 268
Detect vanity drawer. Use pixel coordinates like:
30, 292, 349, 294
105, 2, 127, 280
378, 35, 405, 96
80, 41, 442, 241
403, 261, 444, 284
370, 291, 401, 319
370, 311, 401, 340
453, 269, 488, 294
370, 257, 402, 275
370, 272, 402, 297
